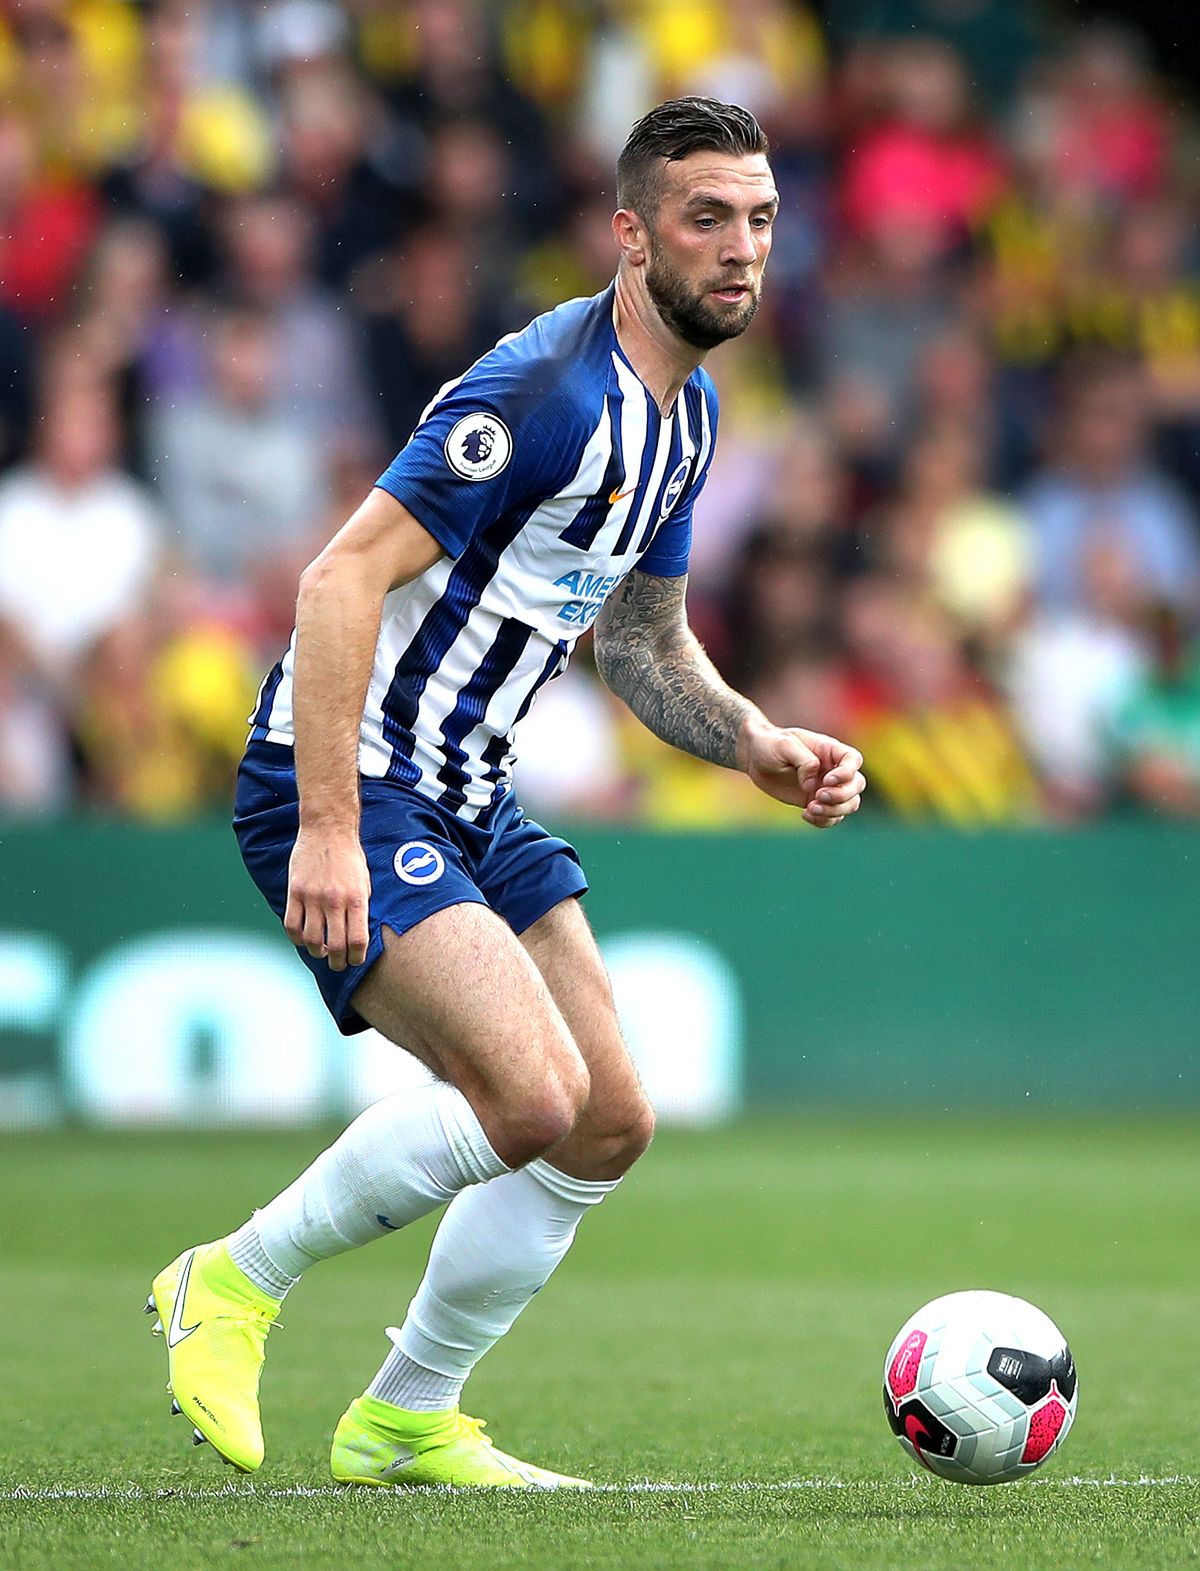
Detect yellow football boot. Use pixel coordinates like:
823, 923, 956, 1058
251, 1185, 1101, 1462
330, 1395, 592, 1489
145, 1240, 281, 1472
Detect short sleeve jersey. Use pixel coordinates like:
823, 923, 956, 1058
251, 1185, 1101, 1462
250, 284, 719, 820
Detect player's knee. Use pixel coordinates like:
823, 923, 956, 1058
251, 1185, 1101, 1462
568, 1092, 655, 1178
538, 1049, 591, 1147
491, 1052, 590, 1166
560, 1046, 593, 1122
608, 1094, 655, 1174
498, 1091, 581, 1167
626, 1096, 656, 1163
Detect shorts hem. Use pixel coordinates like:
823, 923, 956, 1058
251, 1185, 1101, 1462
504, 868, 589, 937
324, 889, 490, 1036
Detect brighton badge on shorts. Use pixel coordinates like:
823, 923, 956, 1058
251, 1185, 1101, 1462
443, 412, 512, 481
394, 841, 446, 886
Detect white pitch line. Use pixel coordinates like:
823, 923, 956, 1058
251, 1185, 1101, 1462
1, 1477, 1194, 1504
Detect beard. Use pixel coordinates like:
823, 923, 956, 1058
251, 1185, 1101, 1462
644, 247, 760, 350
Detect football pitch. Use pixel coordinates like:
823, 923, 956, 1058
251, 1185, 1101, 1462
2, 1118, 1197, 1570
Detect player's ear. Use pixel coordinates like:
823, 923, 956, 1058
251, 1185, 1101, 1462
613, 208, 647, 266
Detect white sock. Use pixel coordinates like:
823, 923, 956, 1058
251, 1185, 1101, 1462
227, 1083, 508, 1293
366, 1158, 618, 1411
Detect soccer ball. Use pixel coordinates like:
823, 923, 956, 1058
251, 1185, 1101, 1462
882, 1290, 1078, 1485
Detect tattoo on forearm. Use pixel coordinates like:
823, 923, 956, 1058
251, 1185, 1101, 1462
593, 572, 753, 768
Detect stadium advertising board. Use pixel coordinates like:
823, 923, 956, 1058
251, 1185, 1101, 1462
0, 821, 1196, 1126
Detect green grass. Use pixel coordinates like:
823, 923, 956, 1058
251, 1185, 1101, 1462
1, 1119, 1198, 1570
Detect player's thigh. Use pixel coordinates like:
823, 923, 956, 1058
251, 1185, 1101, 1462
352, 902, 588, 1131
520, 897, 654, 1161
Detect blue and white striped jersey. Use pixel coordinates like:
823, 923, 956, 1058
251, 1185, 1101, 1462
249, 284, 719, 820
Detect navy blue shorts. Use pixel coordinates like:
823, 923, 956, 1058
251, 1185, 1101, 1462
233, 742, 588, 1034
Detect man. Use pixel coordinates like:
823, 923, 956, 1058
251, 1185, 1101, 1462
0, 380, 162, 684
147, 97, 865, 1489
148, 305, 330, 585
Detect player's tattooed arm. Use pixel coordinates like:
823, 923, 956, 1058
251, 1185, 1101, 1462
593, 569, 867, 827
592, 570, 751, 768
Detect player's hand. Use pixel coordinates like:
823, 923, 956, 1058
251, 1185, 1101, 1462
284, 829, 372, 971
741, 723, 866, 827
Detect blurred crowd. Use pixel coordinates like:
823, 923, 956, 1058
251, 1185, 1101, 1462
2, 0, 1200, 827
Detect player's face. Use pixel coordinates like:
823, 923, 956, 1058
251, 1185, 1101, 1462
643, 152, 777, 350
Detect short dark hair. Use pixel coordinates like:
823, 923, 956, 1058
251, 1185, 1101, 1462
616, 96, 769, 223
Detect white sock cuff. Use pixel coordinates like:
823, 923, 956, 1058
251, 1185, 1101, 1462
525, 1158, 621, 1206
368, 1337, 463, 1411
392, 1300, 484, 1379
227, 1216, 298, 1299
433, 1084, 510, 1186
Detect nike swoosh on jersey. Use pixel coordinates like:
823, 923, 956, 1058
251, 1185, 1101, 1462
607, 485, 636, 504
167, 1249, 202, 1348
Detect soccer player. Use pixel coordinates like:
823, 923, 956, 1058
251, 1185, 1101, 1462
147, 97, 865, 1488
